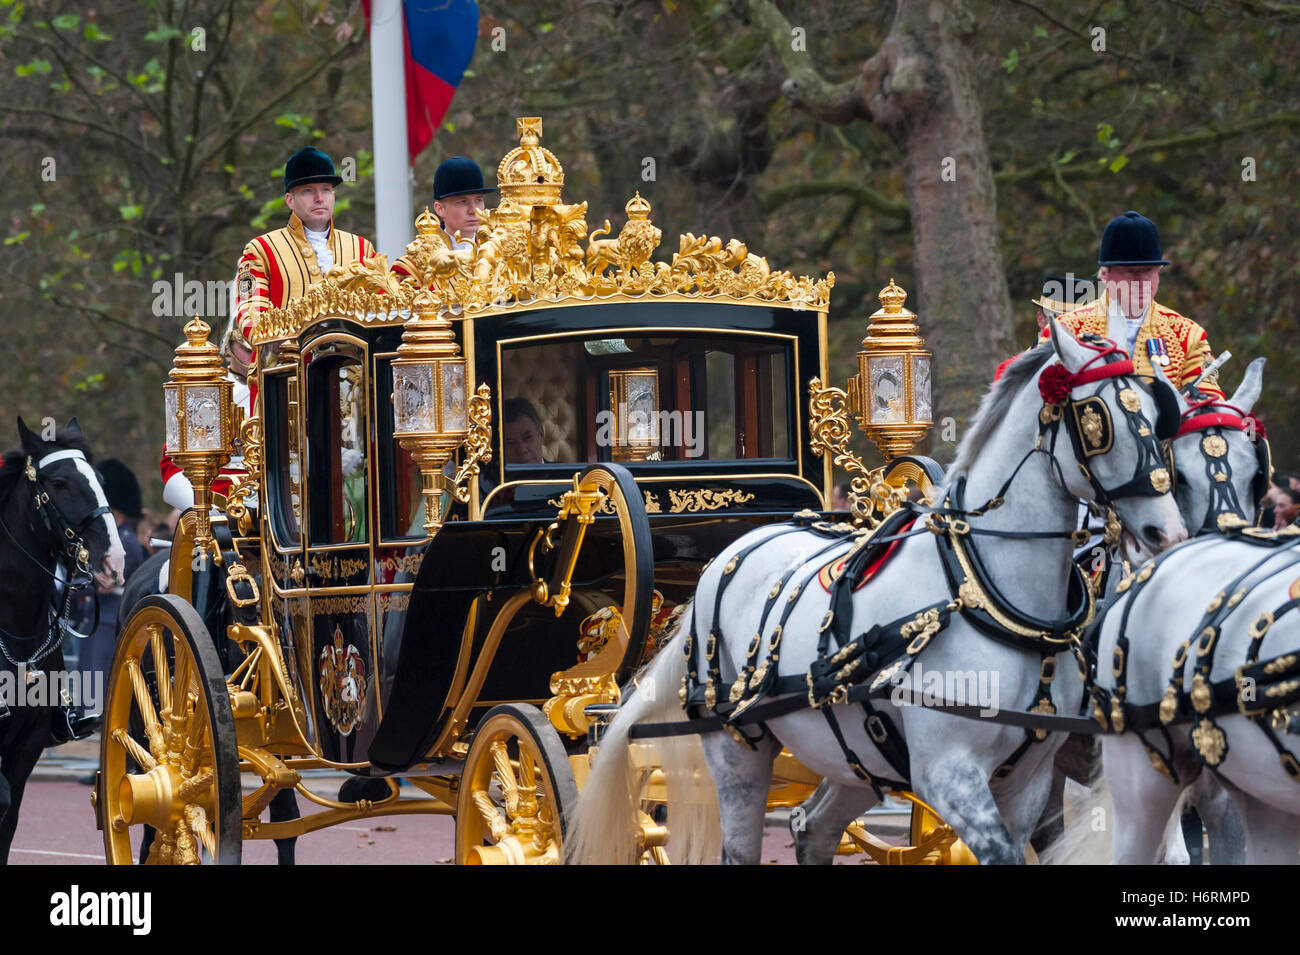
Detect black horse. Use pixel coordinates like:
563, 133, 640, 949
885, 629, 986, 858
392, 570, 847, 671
0, 417, 123, 864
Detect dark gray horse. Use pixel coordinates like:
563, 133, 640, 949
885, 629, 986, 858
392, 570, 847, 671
0, 418, 123, 863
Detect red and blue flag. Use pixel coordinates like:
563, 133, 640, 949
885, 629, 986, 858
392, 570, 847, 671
364, 0, 480, 161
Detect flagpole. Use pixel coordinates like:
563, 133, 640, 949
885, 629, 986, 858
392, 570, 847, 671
370, 0, 413, 259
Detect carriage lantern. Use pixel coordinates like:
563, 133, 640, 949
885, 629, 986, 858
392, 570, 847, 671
846, 279, 933, 461
391, 287, 469, 534
163, 317, 234, 558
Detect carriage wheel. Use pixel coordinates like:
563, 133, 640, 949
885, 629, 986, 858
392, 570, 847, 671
455, 704, 579, 865
99, 594, 241, 865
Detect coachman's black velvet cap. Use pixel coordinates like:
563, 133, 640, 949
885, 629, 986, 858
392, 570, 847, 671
1032, 274, 1093, 314
98, 458, 142, 520
1098, 210, 1171, 267
433, 157, 498, 200
284, 147, 343, 193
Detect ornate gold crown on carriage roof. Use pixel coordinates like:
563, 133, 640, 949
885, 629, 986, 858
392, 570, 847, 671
250, 117, 835, 346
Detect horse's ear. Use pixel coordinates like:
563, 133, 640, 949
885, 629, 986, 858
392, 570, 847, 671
16, 416, 39, 453
1046, 317, 1089, 374
1229, 357, 1265, 415
1149, 360, 1188, 414
64, 416, 83, 441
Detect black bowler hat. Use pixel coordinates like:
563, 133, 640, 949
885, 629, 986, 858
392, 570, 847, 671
1032, 274, 1093, 315
98, 459, 142, 520
433, 157, 498, 200
284, 147, 343, 193
1098, 210, 1171, 267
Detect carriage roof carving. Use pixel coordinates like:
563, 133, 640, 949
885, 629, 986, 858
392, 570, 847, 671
251, 117, 834, 346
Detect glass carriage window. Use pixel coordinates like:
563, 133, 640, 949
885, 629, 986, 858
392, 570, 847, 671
374, 355, 426, 540
305, 345, 369, 545
262, 372, 302, 546
704, 351, 735, 458
498, 332, 793, 466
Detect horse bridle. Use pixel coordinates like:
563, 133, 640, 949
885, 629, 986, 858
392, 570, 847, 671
14, 449, 111, 576
1039, 336, 1179, 507
0, 448, 109, 671
1171, 401, 1272, 534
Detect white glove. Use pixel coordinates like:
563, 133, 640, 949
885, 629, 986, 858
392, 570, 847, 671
163, 471, 196, 511
341, 447, 365, 476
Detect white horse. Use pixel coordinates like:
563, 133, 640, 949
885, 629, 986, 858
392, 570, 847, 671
1039, 358, 1267, 864
1155, 358, 1267, 863
1087, 369, 1300, 864
569, 321, 1187, 864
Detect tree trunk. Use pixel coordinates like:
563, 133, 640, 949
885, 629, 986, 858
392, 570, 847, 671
756, 0, 1015, 432
865, 0, 1015, 429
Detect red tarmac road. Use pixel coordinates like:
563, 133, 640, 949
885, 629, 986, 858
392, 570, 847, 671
9, 781, 843, 864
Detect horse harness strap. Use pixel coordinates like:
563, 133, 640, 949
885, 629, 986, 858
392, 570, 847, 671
663, 347, 1186, 781
0, 450, 105, 684
1100, 529, 1300, 784
1172, 402, 1272, 533
676, 500, 1096, 790
19, 450, 111, 574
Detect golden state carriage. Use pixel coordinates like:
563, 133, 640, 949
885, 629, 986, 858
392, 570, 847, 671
96, 117, 972, 864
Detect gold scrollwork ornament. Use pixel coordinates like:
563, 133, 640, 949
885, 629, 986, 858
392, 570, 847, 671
1080, 405, 1105, 449
449, 384, 494, 504
1191, 718, 1227, 766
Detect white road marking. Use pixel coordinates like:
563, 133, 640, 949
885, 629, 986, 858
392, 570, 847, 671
11, 848, 104, 860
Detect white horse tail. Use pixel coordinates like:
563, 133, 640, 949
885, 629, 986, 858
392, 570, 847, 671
566, 606, 719, 864
1038, 776, 1115, 865
1159, 789, 1191, 864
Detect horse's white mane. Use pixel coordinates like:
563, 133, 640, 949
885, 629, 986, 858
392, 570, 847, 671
948, 342, 1053, 478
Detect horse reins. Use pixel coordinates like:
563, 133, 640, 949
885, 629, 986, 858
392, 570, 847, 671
663, 343, 1186, 792
0, 448, 108, 671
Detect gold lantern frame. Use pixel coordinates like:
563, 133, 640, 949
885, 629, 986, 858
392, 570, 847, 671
390, 287, 474, 535
809, 279, 936, 526
162, 318, 234, 561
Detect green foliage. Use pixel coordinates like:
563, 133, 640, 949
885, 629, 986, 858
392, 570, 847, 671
143, 25, 184, 43
15, 57, 50, 76
1, 0, 1298, 508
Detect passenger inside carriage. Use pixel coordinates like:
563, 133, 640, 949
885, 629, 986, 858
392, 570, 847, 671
495, 332, 792, 470
381, 329, 797, 529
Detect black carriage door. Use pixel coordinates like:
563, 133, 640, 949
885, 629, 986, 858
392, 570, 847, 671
302, 335, 378, 765
260, 365, 318, 751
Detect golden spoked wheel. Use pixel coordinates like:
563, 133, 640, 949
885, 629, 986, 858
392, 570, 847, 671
99, 594, 241, 865
455, 704, 579, 865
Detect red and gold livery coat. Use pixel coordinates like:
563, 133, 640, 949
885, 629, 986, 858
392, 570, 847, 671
234, 213, 373, 341
1040, 293, 1223, 400
164, 214, 372, 501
